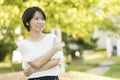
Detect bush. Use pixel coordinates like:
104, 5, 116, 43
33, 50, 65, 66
11, 63, 22, 71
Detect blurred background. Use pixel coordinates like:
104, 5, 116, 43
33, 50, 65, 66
0, 0, 120, 80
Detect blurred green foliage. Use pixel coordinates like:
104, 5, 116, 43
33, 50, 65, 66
0, 62, 22, 73
0, 0, 120, 61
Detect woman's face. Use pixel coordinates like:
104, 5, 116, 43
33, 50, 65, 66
29, 11, 45, 32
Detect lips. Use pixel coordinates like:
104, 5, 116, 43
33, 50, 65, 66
37, 25, 43, 29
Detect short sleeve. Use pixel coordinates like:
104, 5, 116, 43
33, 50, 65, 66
52, 34, 61, 44
50, 34, 64, 65
17, 41, 36, 63
17, 41, 25, 53
51, 50, 64, 65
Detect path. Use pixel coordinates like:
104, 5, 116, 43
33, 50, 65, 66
0, 71, 119, 80
86, 60, 115, 75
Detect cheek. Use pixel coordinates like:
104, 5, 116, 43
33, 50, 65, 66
30, 20, 35, 27
43, 22, 45, 26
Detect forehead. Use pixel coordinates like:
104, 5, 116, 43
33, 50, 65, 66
33, 11, 43, 18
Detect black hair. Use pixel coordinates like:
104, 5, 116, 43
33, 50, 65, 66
22, 6, 46, 31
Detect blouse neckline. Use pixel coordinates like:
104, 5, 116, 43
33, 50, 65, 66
25, 34, 48, 44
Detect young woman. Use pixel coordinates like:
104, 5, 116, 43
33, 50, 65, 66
18, 6, 63, 80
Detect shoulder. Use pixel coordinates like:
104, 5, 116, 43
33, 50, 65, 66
47, 33, 60, 43
47, 33, 57, 38
17, 39, 27, 47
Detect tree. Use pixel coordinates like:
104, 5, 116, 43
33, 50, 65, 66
0, 0, 120, 61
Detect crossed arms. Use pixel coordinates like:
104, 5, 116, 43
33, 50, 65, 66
23, 38, 62, 76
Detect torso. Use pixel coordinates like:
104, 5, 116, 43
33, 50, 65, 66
18, 33, 60, 78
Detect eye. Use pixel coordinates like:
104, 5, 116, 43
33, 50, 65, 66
34, 17, 39, 20
41, 18, 44, 20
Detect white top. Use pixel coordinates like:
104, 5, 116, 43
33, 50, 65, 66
17, 34, 64, 78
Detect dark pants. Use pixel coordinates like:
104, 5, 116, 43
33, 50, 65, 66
28, 76, 59, 80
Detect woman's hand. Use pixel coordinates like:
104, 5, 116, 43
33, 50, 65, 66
52, 38, 62, 53
23, 67, 37, 77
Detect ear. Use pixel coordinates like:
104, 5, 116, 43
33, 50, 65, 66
26, 22, 29, 25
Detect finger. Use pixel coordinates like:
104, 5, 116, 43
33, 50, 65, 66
53, 37, 57, 44
52, 58, 60, 60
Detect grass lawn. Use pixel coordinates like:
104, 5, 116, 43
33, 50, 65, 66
104, 57, 120, 79
66, 56, 106, 72
66, 51, 120, 79
0, 62, 22, 74
1, 50, 120, 80
66, 50, 107, 72
0, 62, 12, 73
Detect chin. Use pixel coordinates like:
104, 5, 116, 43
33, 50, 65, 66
35, 27, 43, 32
36, 29, 43, 32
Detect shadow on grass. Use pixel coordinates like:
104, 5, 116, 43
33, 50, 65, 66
0, 63, 22, 74
0, 67, 12, 73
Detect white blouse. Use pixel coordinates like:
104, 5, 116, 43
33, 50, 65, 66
17, 34, 64, 78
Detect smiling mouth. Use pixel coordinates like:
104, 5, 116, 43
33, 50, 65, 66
37, 25, 43, 29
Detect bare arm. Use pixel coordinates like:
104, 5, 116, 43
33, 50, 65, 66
27, 38, 62, 69
23, 58, 60, 76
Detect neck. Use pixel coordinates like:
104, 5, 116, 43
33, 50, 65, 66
29, 30, 43, 41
